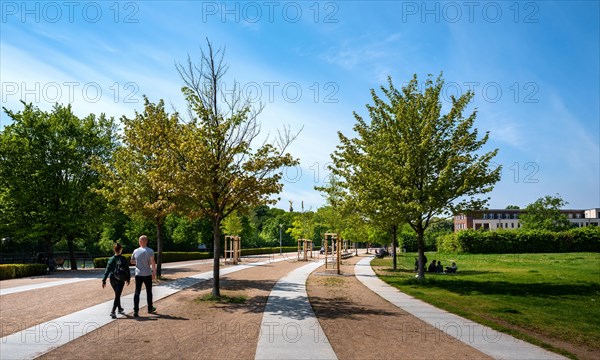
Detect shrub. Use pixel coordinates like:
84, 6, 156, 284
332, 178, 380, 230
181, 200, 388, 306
0, 264, 47, 280
93, 254, 132, 268
94, 252, 213, 268
94, 246, 306, 268
452, 227, 600, 254
241, 246, 296, 256
437, 233, 462, 253
161, 252, 212, 262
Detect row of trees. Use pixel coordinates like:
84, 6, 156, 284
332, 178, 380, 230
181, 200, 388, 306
1, 41, 299, 297
318, 74, 502, 279
3, 40, 572, 290
0, 103, 116, 269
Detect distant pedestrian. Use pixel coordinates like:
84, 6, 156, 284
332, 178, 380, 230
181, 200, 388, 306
436, 260, 443, 273
102, 243, 130, 319
131, 235, 157, 317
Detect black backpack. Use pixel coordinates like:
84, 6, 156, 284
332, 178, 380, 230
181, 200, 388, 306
113, 256, 130, 282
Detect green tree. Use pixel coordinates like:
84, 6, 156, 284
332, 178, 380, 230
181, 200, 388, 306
221, 211, 244, 236
0, 102, 115, 268
94, 97, 179, 276
520, 194, 571, 231
506, 205, 520, 209
329, 74, 501, 279
287, 218, 304, 241
170, 41, 299, 297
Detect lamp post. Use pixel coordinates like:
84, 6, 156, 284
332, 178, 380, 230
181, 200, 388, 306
279, 224, 283, 255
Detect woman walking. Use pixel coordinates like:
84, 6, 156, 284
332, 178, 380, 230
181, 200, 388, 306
102, 243, 131, 318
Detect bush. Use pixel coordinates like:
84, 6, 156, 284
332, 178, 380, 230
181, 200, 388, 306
93, 246, 303, 268
161, 252, 212, 262
241, 246, 296, 256
94, 252, 213, 268
93, 254, 132, 268
0, 264, 47, 280
437, 233, 462, 253
451, 227, 600, 254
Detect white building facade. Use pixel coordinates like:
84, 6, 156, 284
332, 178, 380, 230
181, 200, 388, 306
454, 208, 600, 232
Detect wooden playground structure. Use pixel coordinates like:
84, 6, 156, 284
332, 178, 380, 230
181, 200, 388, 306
223, 235, 241, 265
297, 239, 313, 261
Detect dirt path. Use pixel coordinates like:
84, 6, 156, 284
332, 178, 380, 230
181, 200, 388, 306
39, 259, 307, 360
307, 254, 491, 360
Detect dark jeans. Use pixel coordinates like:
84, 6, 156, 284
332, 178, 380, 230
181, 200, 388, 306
109, 277, 125, 313
133, 275, 153, 312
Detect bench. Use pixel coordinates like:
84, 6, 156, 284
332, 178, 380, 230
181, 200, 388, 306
55, 258, 65, 270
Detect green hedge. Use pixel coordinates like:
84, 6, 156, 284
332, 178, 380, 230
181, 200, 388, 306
241, 246, 297, 256
0, 264, 48, 280
437, 226, 600, 254
161, 252, 213, 262
93, 252, 212, 268
94, 247, 301, 268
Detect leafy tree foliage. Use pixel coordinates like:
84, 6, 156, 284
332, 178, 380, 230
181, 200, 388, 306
520, 194, 572, 231
169, 41, 299, 297
0, 103, 115, 268
94, 97, 179, 276
221, 211, 244, 236
328, 74, 501, 278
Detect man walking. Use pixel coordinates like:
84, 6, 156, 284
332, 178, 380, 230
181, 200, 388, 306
131, 235, 157, 317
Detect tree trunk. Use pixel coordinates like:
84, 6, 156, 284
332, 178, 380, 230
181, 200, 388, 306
45, 237, 55, 272
67, 234, 77, 270
392, 225, 397, 271
45, 237, 53, 261
417, 228, 426, 279
212, 215, 221, 298
156, 220, 163, 277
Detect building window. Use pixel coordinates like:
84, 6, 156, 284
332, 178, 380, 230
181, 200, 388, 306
511, 223, 514, 228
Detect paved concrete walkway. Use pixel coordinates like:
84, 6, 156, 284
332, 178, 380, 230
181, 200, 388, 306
355, 256, 566, 360
0, 276, 99, 296
0, 255, 290, 295
0, 258, 286, 360
255, 260, 337, 360
0, 260, 211, 296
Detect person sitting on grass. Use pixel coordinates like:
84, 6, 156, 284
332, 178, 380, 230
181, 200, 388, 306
428, 260, 438, 273
436, 260, 444, 273
446, 262, 458, 273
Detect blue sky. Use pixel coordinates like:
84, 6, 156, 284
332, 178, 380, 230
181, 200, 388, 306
1, 1, 599, 212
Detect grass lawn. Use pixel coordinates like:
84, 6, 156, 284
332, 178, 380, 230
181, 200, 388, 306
371, 252, 600, 359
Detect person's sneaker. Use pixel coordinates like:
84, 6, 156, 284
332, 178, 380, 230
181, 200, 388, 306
133, 312, 139, 318
118, 308, 125, 314
110, 312, 117, 319
148, 306, 157, 314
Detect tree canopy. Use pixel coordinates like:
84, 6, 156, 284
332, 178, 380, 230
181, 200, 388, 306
0, 102, 115, 268
94, 97, 179, 276
328, 74, 501, 278
520, 194, 572, 231
166, 41, 299, 297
